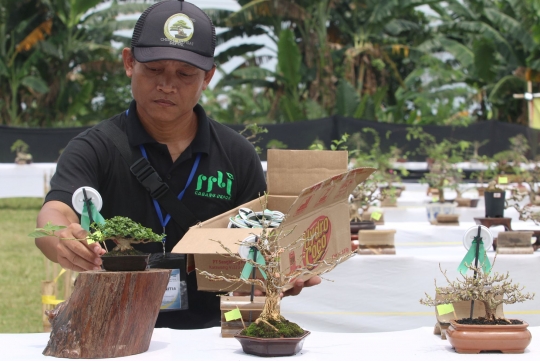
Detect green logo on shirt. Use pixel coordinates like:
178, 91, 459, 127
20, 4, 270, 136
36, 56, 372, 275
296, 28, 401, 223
195, 171, 234, 200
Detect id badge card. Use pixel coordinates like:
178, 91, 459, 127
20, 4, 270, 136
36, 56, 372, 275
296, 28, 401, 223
161, 269, 182, 310
149, 253, 189, 311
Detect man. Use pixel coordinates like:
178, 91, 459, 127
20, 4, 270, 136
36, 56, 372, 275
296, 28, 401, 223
35, 0, 319, 329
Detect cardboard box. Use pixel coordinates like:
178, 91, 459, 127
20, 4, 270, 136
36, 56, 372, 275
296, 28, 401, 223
172, 149, 375, 292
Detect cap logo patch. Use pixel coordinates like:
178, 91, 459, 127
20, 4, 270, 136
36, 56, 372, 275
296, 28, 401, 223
164, 13, 194, 44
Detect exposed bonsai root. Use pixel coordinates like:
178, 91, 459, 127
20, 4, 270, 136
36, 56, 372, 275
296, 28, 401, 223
255, 318, 279, 332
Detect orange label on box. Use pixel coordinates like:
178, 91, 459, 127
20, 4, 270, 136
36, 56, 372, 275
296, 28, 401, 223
302, 216, 331, 270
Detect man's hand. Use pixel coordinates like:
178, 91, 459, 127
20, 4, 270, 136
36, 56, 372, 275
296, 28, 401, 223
54, 223, 105, 272
282, 276, 322, 297
232, 276, 322, 298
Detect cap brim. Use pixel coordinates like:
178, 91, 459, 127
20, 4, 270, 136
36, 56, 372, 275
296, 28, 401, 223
133, 47, 214, 71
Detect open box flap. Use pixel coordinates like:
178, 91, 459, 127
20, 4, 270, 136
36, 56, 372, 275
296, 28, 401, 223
279, 167, 376, 229
174, 228, 263, 254
266, 149, 348, 196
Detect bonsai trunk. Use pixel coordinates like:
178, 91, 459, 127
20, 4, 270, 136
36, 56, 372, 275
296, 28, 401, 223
438, 187, 446, 203
259, 284, 281, 322
483, 301, 499, 322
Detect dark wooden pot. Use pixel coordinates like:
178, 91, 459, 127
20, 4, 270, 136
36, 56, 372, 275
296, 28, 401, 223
484, 191, 505, 218
101, 254, 150, 271
234, 331, 310, 357
350, 221, 376, 234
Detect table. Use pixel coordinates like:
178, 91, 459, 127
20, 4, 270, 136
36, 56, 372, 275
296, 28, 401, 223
4, 326, 540, 360
0, 163, 56, 198
277, 183, 540, 333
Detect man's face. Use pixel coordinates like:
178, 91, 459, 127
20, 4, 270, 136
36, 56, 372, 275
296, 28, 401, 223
122, 48, 215, 124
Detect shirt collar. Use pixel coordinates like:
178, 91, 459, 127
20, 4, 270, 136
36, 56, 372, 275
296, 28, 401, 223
125, 100, 210, 155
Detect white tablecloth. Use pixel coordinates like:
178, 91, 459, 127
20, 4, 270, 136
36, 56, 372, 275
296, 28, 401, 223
0, 163, 56, 198
4, 326, 540, 360
278, 183, 540, 333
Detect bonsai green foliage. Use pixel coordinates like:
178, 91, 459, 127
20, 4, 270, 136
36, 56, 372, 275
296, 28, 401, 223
10, 139, 29, 154
420, 263, 534, 323
406, 127, 470, 203
308, 133, 350, 151
11, 139, 32, 163
241, 316, 304, 338
31, 217, 164, 254
88, 216, 163, 253
493, 134, 529, 177
239, 124, 268, 155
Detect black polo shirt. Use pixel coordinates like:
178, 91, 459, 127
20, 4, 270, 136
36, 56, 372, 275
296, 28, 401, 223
45, 100, 266, 329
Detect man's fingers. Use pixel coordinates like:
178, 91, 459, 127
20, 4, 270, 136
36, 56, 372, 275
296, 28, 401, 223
282, 276, 322, 297
232, 289, 265, 297
57, 240, 102, 271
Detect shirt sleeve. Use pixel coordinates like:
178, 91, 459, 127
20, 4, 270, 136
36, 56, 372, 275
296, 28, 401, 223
45, 129, 109, 213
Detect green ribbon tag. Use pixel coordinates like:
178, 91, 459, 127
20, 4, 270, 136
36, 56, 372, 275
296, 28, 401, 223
240, 247, 267, 280
81, 202, 105, 234
457, 238, 492, 275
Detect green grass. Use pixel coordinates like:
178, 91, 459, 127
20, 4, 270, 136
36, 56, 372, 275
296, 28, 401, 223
0, 198, 47, 333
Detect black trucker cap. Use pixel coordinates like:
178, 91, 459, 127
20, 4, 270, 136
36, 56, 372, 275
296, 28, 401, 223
131, 0, 216, 71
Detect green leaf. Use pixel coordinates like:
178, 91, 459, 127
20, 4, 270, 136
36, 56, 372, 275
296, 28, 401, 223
28, 231, 51, 238
277, 28, 301, 91
336, 79, 359, 117
21, 76, 49, 94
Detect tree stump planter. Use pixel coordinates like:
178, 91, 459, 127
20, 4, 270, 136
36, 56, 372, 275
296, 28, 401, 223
446, 320, 531, 354
234, 331, 310, 357
43, 269, 171, 359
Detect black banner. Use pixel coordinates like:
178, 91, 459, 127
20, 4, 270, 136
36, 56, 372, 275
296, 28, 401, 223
1, 118, 537, 163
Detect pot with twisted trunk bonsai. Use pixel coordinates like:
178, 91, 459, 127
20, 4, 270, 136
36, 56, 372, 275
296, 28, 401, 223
198, 204, 356, 357
420, 262, 534, 353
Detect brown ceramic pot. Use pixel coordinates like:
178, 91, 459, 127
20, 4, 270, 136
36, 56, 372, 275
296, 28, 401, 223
446, 320, 531, 354
234, 331, 310, 357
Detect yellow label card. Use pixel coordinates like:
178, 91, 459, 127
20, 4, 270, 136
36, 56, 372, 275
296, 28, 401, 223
371, 212, 382, 221
436, 303, 455, 316
498, 176, 508, 184
224, 308, 242, 321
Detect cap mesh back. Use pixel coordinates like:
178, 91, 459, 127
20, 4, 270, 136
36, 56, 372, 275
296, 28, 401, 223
131, 2, 163, 47
201, 9, 216, 53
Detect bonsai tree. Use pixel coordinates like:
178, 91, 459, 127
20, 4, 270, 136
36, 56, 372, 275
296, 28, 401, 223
420, 263, 534, 323
11, 139, 32, 164
88, 216, 164, 254
31, 216, 164, 255
492, 134, 530, 182
346, 129, 407, 215
348, 175, 387, 222
198, 202, 355, 338
406, 127, 470, 203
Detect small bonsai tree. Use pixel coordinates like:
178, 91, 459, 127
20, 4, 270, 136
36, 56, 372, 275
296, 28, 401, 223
11, 139, 33, 164
88, 216, 164, 254
420, 263, 534, 323
406, 127, 470, 203
31, 216, 164, 255
348, 175, 387, 222
345, 129, 407, 216
198, 200, 355, 338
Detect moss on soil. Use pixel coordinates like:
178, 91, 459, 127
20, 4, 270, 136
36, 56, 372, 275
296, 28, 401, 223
240, 317, 304, 338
